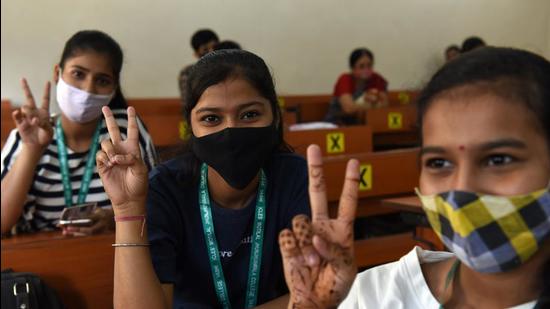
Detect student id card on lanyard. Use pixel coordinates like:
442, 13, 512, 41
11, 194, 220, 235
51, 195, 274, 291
56, 117, 102, 207
198, 163, 267, 309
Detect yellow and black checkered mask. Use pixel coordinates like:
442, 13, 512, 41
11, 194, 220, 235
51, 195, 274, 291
416, 187, 550, 273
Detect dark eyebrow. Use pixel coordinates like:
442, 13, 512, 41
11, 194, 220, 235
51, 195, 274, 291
195, 101, 266, 114
70, 65, 114, 79
479, 139, 527, 151
195, 107, 222, 114
71, 65, 90, 72
420, 139, 527, 157
419, 146, 446, 157
237, 101, 266, 111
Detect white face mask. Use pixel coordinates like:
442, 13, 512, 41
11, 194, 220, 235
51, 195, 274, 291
56, 74, 114, 123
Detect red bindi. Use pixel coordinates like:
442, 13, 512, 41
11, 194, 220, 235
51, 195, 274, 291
459, 145, 465, 151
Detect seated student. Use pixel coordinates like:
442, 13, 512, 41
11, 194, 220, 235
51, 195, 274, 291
325, 48, 389, 125
97, 49, 311, 308
214, 40, 242, 51
461, 36, 486, 53
445, 44, 460, 62
280, 47, 550, 308
178, 29, 219, 106
0, 30, 156, 236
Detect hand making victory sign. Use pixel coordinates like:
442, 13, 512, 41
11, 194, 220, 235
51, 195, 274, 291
96, 106, 148, 215
279, 145, 359, 309
13, 78, 53, 150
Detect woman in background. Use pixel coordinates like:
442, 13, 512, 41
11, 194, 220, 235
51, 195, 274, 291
325, 47, 388, 125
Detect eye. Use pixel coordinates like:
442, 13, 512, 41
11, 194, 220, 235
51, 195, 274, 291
70, 70, 85, 79
241, 110, 260, 120
425, 158, 453, 169
200, 114, 220, 125
485, 154, 514, 167
96, 77, 113, 87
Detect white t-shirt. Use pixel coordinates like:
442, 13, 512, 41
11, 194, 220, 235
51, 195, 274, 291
339, 246, 537, 309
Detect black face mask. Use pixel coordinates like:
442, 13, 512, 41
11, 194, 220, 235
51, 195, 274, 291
191, 125, 278, 190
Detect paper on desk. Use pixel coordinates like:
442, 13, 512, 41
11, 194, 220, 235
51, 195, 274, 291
288, 122, 338, 131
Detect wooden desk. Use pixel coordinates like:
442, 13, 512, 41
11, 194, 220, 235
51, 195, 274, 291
1, 231, 115, 308
382, 195, 423, 213
381, 195, 445, 251
2, 100, 15, 148
127, 98, 183, 147
365, 104, 417, 133
279, 94, 332, 123
320, 149, 423, 266
365, 104, 420, 150
354, 233, 418, 267
323, 148, 420, 203
285, 125, 372, 157
387, 90, 420, 106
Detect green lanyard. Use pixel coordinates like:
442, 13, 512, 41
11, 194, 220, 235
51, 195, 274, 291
439, 259, 460, 309
198, 163, 267, 309
56, 117, 102, 207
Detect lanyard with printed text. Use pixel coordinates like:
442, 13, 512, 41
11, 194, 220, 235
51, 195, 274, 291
198, 163, 267, 309
56, 117, 102, 207
439, 259, 460, 309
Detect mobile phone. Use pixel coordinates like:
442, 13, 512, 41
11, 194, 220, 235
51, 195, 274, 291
58, 203, 97, 226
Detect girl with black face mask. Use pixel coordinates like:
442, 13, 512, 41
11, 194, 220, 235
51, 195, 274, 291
97, 50, 314, 308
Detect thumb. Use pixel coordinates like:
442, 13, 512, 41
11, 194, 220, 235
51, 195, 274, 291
113, 154, 136, 165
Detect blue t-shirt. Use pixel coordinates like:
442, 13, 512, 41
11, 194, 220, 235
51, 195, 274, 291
147, 152, 310, 308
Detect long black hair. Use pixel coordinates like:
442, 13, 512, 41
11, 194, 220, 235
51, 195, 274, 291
417, 47, 550, 145
416, 47, 550, 305
59, 30, 127, 109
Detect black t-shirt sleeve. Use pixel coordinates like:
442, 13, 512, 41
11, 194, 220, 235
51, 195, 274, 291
274, 155, 311, 229
286, 164, 310, 225
147, 169, 181, 284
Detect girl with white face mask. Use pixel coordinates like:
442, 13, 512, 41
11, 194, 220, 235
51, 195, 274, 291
280, 47, 550, 309
1, 30, 157, 236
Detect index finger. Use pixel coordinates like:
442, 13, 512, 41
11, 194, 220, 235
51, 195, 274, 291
337, 159, 359, 223
126, 106, 139, 142
102, 106, 121, 143
21, 78, 36, 108
40, 81, 51, 111
307, 144, 328, 221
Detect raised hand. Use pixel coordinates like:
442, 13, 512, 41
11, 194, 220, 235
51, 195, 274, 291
12, 78, 53, 149
279, 145, 359, 309
96, 106, 148, 215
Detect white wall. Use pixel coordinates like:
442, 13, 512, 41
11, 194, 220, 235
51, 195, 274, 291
2, 0, 549, 107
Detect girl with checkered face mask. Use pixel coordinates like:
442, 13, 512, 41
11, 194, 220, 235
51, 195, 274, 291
279, 47, 550, 309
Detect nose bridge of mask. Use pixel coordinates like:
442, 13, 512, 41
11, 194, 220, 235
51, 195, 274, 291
58, 70, 114, 102
420, 188, 550, 228
416, 189, 480, 238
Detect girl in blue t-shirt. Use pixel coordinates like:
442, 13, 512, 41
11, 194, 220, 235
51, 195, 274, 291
97, 50, 317, 308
